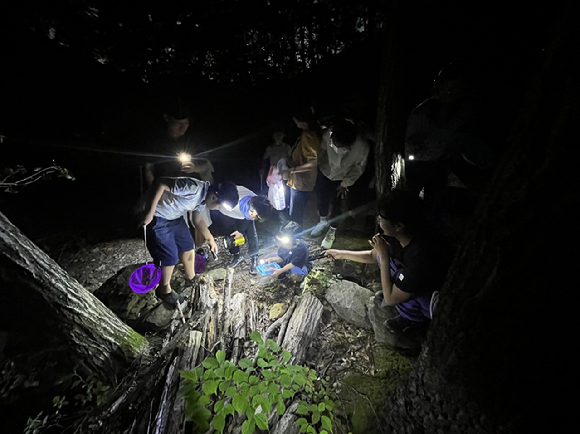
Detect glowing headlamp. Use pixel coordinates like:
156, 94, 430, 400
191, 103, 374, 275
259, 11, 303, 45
222, 202, 234, 211
178, 152, 191, 163
277, 235, 291, 244
408, 155, 415, 160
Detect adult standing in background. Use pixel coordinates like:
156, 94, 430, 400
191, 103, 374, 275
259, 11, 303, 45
311, 119, 370, 249
285, 112, 322, 228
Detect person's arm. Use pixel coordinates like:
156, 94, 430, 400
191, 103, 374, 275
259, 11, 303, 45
272, 261, 295, 278
139, 179, 172, 226
264, 256, 283, 263
369, 234, 412, 306
290, 156, 317, 174
340, 142, 369, 188
192, 210, 219, 254
324, 248, 376, 263
144, 163, 156, 187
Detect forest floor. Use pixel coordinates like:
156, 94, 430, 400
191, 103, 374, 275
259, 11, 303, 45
51, 214, 415, 434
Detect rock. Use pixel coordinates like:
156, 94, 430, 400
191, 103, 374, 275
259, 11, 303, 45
325, 281, 373, 329
206, 268, 227, 281
269, 303, 288, 320
332, 259, 361, 282
93, 264, 177, 332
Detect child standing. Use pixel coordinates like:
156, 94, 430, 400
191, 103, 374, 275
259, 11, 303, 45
260, 132, 292, 211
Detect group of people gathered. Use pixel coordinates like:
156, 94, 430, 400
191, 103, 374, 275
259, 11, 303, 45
137, 71, 489, 337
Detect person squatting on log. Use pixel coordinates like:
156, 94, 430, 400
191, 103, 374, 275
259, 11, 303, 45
139, 177, 239, 307
260, 131, 292, 213
262, 221, 310, 283
311, 119, 370, 249
284, 112, 322, 228
216, 185, 274, 274
325, 191, 453, 335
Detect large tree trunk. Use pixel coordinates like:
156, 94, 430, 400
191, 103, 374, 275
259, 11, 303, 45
0, 211, 149, 381
378, 3, 578, 434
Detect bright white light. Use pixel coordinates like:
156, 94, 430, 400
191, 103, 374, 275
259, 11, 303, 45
408, 155, 415, 160
178, 152, 191, 163
277, 235, 291, 244
222, 202, 234, 211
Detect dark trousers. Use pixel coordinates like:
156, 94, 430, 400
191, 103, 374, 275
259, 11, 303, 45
289, 189, 311, 227
221, 215, 259, 257
315, 170, 343, 228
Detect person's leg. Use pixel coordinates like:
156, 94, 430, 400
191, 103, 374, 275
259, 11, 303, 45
151, 219, 186, 306
290, 189, 310, 227
240, 219, 259, 274
179, 250, 195, 280
312, 172, 334, 236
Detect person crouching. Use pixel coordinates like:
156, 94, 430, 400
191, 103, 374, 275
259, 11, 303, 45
263, 222, 309, 283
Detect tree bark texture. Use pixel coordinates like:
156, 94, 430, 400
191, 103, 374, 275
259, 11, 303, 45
378, 4, 579, 434
0, 211, 149, 381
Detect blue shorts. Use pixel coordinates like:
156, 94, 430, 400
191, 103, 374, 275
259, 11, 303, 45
148, 217, 194, 266
290, 266, 308, 277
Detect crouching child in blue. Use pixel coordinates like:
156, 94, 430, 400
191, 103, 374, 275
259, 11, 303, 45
325, 191, 452, 335
262, 222, 309, 282
139, 177, 239, 307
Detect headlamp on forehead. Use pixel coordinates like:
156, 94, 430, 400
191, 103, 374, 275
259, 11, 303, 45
277, 235, 291, 244
221, 202, 235, 211
178, 152, 191, 163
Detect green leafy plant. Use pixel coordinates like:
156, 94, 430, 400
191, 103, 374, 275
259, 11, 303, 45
180, 330, 336, 434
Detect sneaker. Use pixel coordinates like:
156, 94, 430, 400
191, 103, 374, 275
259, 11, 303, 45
311, 219, 330, 237
321, 227, 336, 249
384, 315, 420, 335
185, 275, 202, 288
227, 254, 243, 268
156, 287, 186, 308
249, 257, 258, 275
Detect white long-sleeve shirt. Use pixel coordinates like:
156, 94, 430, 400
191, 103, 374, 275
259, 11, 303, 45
318, 131, 369, 188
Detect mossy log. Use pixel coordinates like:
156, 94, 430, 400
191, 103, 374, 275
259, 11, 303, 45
0, 211, 149, 380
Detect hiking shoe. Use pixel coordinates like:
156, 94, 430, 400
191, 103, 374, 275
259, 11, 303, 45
185, 275, 202, 288
321, 227, 336, 249
384, 315, 421, 335
156, 287, 186, 308
311, 220, 330, 237
249, 257, 258, 275
227, 254, 243, 268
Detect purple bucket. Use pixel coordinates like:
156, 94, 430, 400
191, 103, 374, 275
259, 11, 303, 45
129, 264, 161, 293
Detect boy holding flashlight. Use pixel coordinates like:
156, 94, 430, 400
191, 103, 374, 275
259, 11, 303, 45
262, 222, 309, 283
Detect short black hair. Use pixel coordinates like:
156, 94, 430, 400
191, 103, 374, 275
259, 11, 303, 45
331, 119, 357, 147
216, 182, 239, 208
251, 195, 274, 220
279, 221, 302, 241
378, 191, 425, 235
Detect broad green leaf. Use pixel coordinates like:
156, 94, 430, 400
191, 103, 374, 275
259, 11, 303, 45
214, 399, 225, 413
295, 417, 307, 427
266, 339, 280, 352
202, 380, 218, 396
277, 399, 286, 415
254, 412, 269, 431
203, 357, 219, 369
300, 424, 307, 433
311, 410, 320, 424
281, 389, 294, 398
242, 418, 256, 434
251, 394, 261, 409
194, 366, 204, 379
224, 403, 235, 415
218, 380, 229, 393
318, 402, 325, 412
250, 331, 263, 344
296, 403, 310, 415
204, 369, 217, 380
268, 382, 279, 396
197, 395, 210, 406
249, 385, 260, 396
191, 408, 211, 428
257, 358, 268, 368
260, 395, 272, 414
216, 350, 226, 365
292, 384, 300, 390
184, 390, 201, 405
180, 371, 198, 382
306, 425, 317, 434
321, 415, 333, 432
294, 373, 306, 386
281, 350, 292, 363
258, 348, 269, 359
309, 369, 317, 381
238, 358, 253, 369
268, 359, 281, 367
279, 374, 292, 388
320, 431, 328, 434
214, 367, 225, 378
269, 391, 279, 404
225, 366, 236, 380
324, 399, 335, 411
232, 393, 248, 414
262, 370, 275, 380
310, 404, 319, 412
258, 382, 268, 393
212, 413, 226, 434
233, 369, 248, 385
249, 375, 259, 384
225, 386, 237, 397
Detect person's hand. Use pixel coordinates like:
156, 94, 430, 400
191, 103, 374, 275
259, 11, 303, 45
230, 230, 244, 240
337, 185, 348, 198
271, 268, 283, 278
369, 233, 389, 259
138, 210, 154, 227
262, 257, 273, 264
208, 237, 219, 254
324, 249, 339, 261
